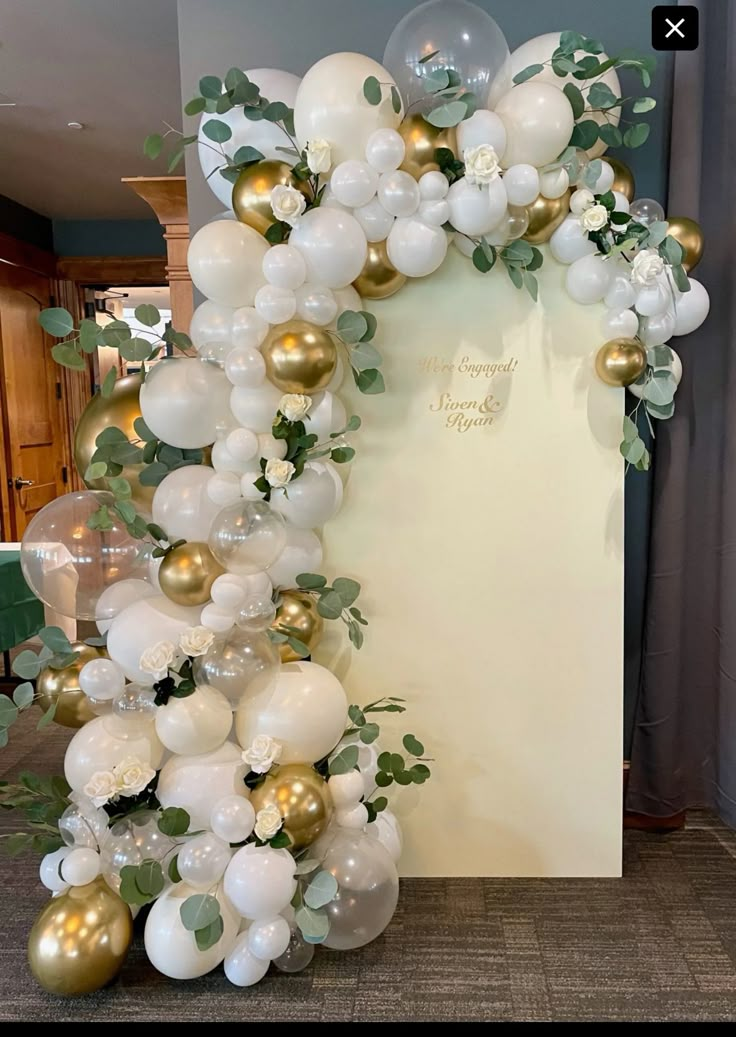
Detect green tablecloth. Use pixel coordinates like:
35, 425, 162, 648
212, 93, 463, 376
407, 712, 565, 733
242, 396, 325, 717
0, 551, 44, 652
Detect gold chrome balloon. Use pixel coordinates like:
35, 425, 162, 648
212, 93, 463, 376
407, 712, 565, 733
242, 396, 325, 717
595, 338, 647, 387
607, 157, 635, 202
232, 161, 312, 236
28, 877, 133, 996
665, 216, 704, 273
272, 590, 324, 663
158, 541, 225, 607
353, 240, 407, 299
398, 114, 457, 180
262, 320, 337, 394
522, 190, 571, 244
74, 374, 154, 513
36, 641, 108, 728
250, 764, 333, 850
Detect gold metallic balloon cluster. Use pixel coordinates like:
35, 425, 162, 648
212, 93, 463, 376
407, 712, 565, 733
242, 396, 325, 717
262, 320, 337, 394
36, 641, 108, 729
250, 764, 333, 850
233, 161, 312, 235
595, 338, 647, 387
271, 590, 324, 663
665, 216, 703, 273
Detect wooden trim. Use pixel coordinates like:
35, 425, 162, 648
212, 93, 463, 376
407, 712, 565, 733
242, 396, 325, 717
121, 177, 188, 225
55, 256, 167, 285
54, 279, 93, 491
0, 230, 55, 278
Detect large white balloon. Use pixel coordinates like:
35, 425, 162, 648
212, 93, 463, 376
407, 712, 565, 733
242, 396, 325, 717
294, 53, 402, 167
565, 253, 613, 304
303, 390, 347, 442
95, 578, 157, 635
266, 523, 323, 589
156, 741, 248, 830
289, 208, 368, 289
197, 68, 301, 208
270, 461, 343, 528
144, 882, 239, 979
549, 215, 597, 264
64, 714, 164, 790
188, 220, 268, 308
601, 307, 639, 339
386, 217, 448, 278
446, 177, 507, 237
456, 109, 507, 158
230, 383, 283, 433
154, 684, 232, 756
495, 82, 574, 168
224, 844, 297, 920
672, 278, 710, 336
235, 661, 348, 764
140, 359, 231, 449
106, 595, 202, 683
152, 465, 224, 542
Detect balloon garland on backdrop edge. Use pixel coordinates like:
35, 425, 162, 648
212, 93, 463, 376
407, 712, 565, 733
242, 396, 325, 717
2, 0, 707, 995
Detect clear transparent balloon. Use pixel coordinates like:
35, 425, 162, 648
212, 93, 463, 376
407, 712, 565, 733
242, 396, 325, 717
194, 626, 280, 708
236, 595, 277, 632
112, 683, 158, 732
208, 499, 287, 575
628, 197, 666, 228
272, 926, 315, 973
59, 800, 109, 849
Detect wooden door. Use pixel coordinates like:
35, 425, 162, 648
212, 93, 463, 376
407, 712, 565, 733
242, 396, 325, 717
0, 263, 67, 539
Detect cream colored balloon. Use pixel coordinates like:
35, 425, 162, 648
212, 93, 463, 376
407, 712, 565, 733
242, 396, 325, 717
188, 220, 268, 308
154, 684, 232, 756
106, 595, 203, 683
64, 714, 164, 790
156, 741, 248, 830
144, 882, 239, 980
495, 82, 574, 168
294, 53, 402, 167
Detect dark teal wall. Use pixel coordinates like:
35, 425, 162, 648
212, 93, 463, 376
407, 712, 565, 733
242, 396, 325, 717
52, 220, 165, 257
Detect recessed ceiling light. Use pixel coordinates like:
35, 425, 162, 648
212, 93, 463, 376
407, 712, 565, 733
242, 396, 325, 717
67, 121, 84, 130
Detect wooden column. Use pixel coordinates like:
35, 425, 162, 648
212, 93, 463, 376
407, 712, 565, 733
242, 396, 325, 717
121, 177, 193, 332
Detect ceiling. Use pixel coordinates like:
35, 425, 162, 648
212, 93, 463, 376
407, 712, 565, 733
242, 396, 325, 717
0, 0, 182, 219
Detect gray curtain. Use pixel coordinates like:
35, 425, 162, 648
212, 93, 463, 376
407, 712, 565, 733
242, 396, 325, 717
627, 0, 736, 822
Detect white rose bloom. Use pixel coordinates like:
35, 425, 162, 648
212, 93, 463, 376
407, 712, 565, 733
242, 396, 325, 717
463, 144, 501, 186
254, 803, 283, 842
139, 640, 176, 681
630, 248, 666, 287
271, 184, 306, 227
83, 770, 118, 809
242, 734, 282, 774
305, 138, 332, 175
580, 203, 609, 233
279, 394, 312, 423
265, 457, 295, 489
179, 625, 215, 658
114, 757, 156, 798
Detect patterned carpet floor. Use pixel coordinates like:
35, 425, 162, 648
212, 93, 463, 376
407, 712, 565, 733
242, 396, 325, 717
3, 716, 736, 1021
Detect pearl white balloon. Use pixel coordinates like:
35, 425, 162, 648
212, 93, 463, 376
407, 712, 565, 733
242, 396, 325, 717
336, 803, 369, 830
79, 658, 125, 701
224, 844, 297, 920
157, 742, 248, 830
224, 428, 258, 465
231, 306, 269, 349
331, 285, 362, 322
503, 164, 540, 206
262, 244, 306, 291
235, 660, 348, 764
539, 167, 569, 200
178, 833, 232, 888
453, 232, 476, 258
145, 882, 238, 979
270, 461, 342, 528
223, 344, 267, 389
419, 171, 450, 201
155, 684, 232, 756
604, 272, 637, 311
200, 603, 236, 634
639, 310, 676, 346
591, 160, 615, 194
40, 847, 71, 892
254, 284, 296, 325
64, 713, 164, 789
289, 208, 368, 289
378, 170, 420, 218
257, 433, 287, 461
417, 199, 450, 227
386, 217, 449, 278
447, 177, 507, 237
211, 440, 250, 477
224, 933, 270, 986
152, 465, 223, 543
230, 383, 283, 433
140, 359, 232, 450
673, 278, 710, 336
188, 220, 268, 308
612, 191, 631, 214
190, 300, 235, 362
304, 390, 347, 442
628, 348, 682, 400
210, 574, 247, 610
106, 595, 202, 683
210, 795, 256, 843
456, 109, 507, 157
266, 523, 323, 589
240, 471, 263, 500
330, 160, 379, 208
566, 254, 613, 304
549, 215, 597, 264
329, 770, 365, 807
634, 281, 670, 318
60, 847, 101, 886
95, 579, 157, 635
367, 809, 403, 864
495, 82, 575, 168
601, 307, 639, 339
295, 284, 338, 326
352, 197, 395, 243
248, 916, 291, 960
365, 127, 405, 173
294, 52, 402, 167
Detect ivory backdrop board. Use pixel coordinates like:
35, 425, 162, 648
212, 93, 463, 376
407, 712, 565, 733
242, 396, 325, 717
318, 247, 623, 877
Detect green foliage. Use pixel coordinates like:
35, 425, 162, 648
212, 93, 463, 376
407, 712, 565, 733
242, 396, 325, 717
285, 573, 367, 651
0, 772, 70, 856
303, 869, 338, 909
119, 859, 165, 906
158, 806, 191, 837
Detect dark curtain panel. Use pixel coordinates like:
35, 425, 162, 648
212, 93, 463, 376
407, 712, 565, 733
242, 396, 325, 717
627, 0, 736, 821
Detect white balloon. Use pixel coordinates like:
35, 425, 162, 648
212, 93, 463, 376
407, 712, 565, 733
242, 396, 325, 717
248, 916, 291, 960
591, 160, 615, 194
634, 281, 670, 318
447, 177, 507, 237
612, 191, 631, 214
336, 803, 369, 830
225, 427, 259, 463
211, 574, 247, 610
79, 658, 125, 701
223, 344, 267, 389
329, 770, 364, 808
352, 197, 395, 243
224, 933, 270, 987
503, 164, 540, 206
386, 217, 448, 278
210, 794, 256, 844
262, 244, 306, 291
40, 847, 71, 893
178, 833, 232, 888
639, 310, 676, 346
456, 109, 507, 157
367, 809, 403, 864
211, 440, 251, 477
235, 661, 347, 764
140, 359, 231, 450
64, 714, 164, 790
266, 523, 323, 589
378, 170, 420, 218
60, 847, 101, 887
419, 171, 450, 201
549, 215, 597, 264
331, 285, 362, 322
673, 278, 710, 336
604, 272, 637, 311
145, 882, 238, 979
157, 742, 248, 830
224, 844, 297, 920
155, 684, 232, 756
188, 220, 268, 308
303, 390, 347, 442
495, 82, 574, 168
289, 208, 367, 290
629, 348, 682, 399
240, 471, 264, 500
294, 53, 402, 167
270, 461, 342, 528
417, 198, 450, 227
257, 433, 287, 461
330, 160, 379, 208
294, 284, 338, 326
254, 284, 296, 325
201, 604, 236, 634
566, 254, 613, 304
231, 306, 269, 350
230, 383, 282, 433
190, 300, 235, 362
365, 127, 405, 173
152, 465, 223, 543
601, 307, 639, 339
95, 579, 157, 635
539, 167, 569, 200
106, 595, 202, 683
453, 232, 476, 258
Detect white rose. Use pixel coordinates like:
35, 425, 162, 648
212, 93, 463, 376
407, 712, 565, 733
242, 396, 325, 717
463, 144, 500, 186
139, 640, 176, 681
570, 188, 595, 215
83, 770, 118, 809
254, 803, 283, 842
630, 248, 665, 287
242, 734, 282, 774
580, 203, 609, 233
279, 394, 312, 423
305, 138, 331, 175
265, 457, 295, 489
113, 757, 156, 798
271, 184, 306, 227
179, 625, 215, 658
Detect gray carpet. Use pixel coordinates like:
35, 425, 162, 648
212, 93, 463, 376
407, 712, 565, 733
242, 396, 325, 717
3, 715, 736, 1021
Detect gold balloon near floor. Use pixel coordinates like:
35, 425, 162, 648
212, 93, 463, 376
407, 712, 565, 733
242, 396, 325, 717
272, 590, 324, 663
665, 216, 704, 273
262, 320, 337, 394
250, 764, 333, 850
158, 542, 225, 607
353, 241, 407, 299
74, 374, 154, 513
233, 161, 312, 236
522, 191, 571, 244
36, 641, 108, 728
607, 158, 635, 202
595, 338, 647, 387
398, 114, 457, 180
28, 877, 133, 996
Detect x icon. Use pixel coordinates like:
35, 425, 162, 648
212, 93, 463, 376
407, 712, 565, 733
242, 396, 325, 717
652, 6, 699, 50
665, 17, 685, 38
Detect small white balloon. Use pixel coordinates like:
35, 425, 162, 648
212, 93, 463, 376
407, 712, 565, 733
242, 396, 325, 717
210, 794, 256, 844
254, 284, 296, 325
602, 307, 639, 339
336, 803, 369, 830
226, 427, 259, 463
604, 273, 638, 311
639, 310, 676, 346
295, 284, 338, 326
40, 847, 71, 892
225, 933, 270, 987
634, 281, 671, 318
549, 215, 597, 265
211, 574, 247, 610
224, 844, 297, 920
456, 109, 507, 157
612, 191, 631, 214
352, 197, 395, 243
155, 684, 232, 756
447, 177, 507, 237
590, 160, 615, 194
417, 198, 450, 227
262, 244, 307, 291
418, 170, 450, 201
190, 300, 235, 362
330, 160, 379, 208
503, 164, 540, 207
200, 603, 236, 634
378, 170, 420, 217
231, 306, 269, 350
177, 832, 232, 888
60, 847, 101, 887
207, 471, 243, 508
230, 383, 283, 433
566, 254, 613, 304
257, 433, 287, 461
79, 658, 125, 702
673, 278, 710, 336
628, 348, 682, 399
386, 217, 448, 278
539, 167, 569, 200
365, 127, 405, 173
248, 916, 291, 960
289, 208, 368, 289
212, 438, 251, 475
329, 770, 365, 807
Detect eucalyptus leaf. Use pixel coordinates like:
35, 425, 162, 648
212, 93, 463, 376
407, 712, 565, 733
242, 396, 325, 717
329, 744, 359, 775
317, 589, 344, 620
13, 683, 34, 710
180, 893, 220, 932
202, 119, 233, 144
304, 869, 338, 909
158, 806, 190, 836
101, 367, 117, 398
51, 343, 85, 370
0, 695, 18, 728
135, 304, 160, 328
295, 573, 327, 590
563, 83, 585, 120
513, 63, 544, 85
426, 100, 467, 128
144, 133, 164, 160
351, 341, 382, 372
40, 626, 73, 654
195, 916, 224, 951
623, 123, 650, 148
295, 903, 329, 943
336, 310, 368, 345
362, 76, 382, 105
